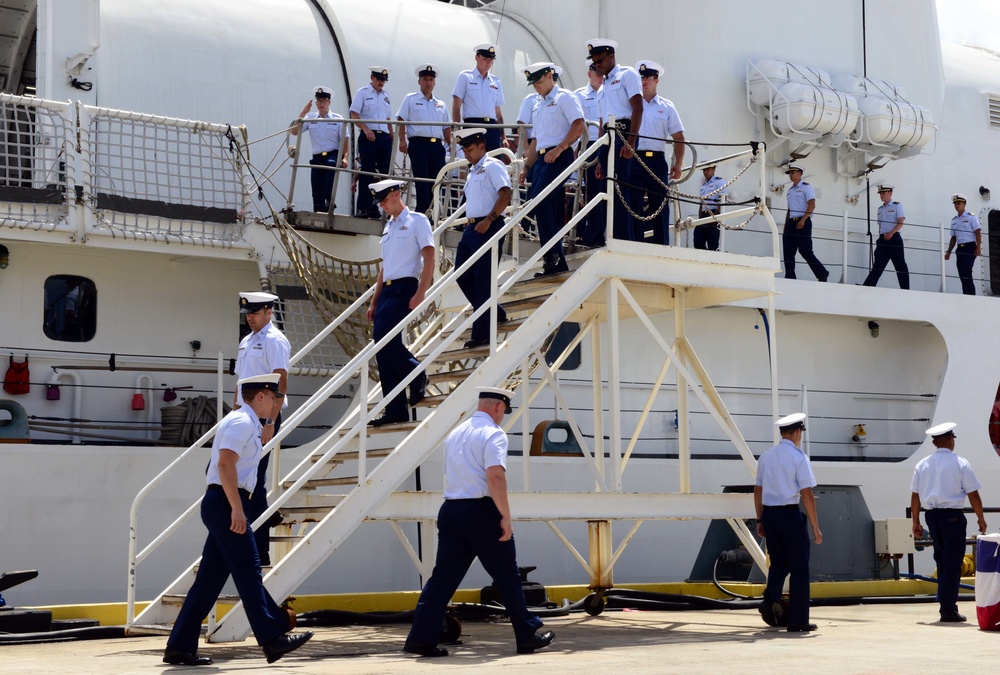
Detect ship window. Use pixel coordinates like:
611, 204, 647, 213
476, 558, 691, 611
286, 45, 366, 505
989, 94, 1000, 129
43, 275, 97, 342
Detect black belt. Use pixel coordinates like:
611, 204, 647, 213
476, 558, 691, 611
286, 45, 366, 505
638, 151, 664, 157
956, 241, 976, 248
538, 146, 559, 155
207, 483, 251, 500
763, 504, 800, 510
928, 507, 964, 512
464, 117, 495, 123
409, 136, 441, 143
383, 276, 417, 286
463, 215, 504, 224
313, 150, 338, 158
445, 496, 492, 502
786, 214, 809, 220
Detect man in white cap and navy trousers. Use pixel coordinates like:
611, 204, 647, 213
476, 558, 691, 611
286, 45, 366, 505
755, 412, 823, 632
783, 164, 829, 281
452, 44, 507, 151
911, 422, 988, 622
350, 67, 393, 219
164, 374, 312, 666
291, 86, 349, 213
944, 193, 981, 295
397, 64, 452, 215
404, 386, 554, 657
235, 291, 291, 567
366, 179, 434, 426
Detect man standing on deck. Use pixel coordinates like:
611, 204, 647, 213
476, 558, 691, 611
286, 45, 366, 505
755, 412, 823, 633
291, 86, 349, 213
452, 44, 507, 151
234, 291, 291, 567
404, 387, 554, 657
351, 67, 393, 219
397, 64, 452, 215
454, 128, 512, 348
696, 164, 727, 251
862, 184, 909, 289
911, 422, 987, 622
366, 179, 434, 426
574, 60, 606, 248
944, 193, 981, 295
783, 164, 829, 281
587, 38, 643, 242
632, 60, 685, 246
164, 373, 313, 666
517, 62, 584, 277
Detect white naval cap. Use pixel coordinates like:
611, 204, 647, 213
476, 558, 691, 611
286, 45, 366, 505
238, 372, 281, 393
877, 184, 894, 192
369, 66, 390, 81
952, 193, 967, 203
477, 386, 515, 414
586, 38, 618, 56
785, 164, 805, 174
455, 127, 488, 146
313, 85, 334, 99
239, 291, 279, 314
369, 178, 405, 201
703, 163, 717, 170
553, 65, 563, 80
475, 43, 497, 58
415, 63, 438, 77
774, 412, 807, 430
925, 422, 957, 438
524, 62, 555, 84
636, 60, 664, 78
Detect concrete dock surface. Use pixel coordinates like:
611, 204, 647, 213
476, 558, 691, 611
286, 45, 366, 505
3, 600, 996, 674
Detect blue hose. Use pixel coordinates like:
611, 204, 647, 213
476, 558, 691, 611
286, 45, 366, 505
899, 572, 975, 591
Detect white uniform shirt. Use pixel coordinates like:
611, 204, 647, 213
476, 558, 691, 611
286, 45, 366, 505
950, 211, 981, 244
235, 322, 291, 409
464, 154, 511, 218
755, 438, 817, 506
452, 69, 505, 119
516, 93, 541, 140
700, 175, 728, 210
636, 95, 684, 152
600, 63, 642, 121
877, 200, 905, 235
396, 92, 449, 139
443, 411, 508, 499
349, 84, 391, 133
533, 85, 584, 149
786, 181, 816, 218
302, 111, 345, 154
206, 407, 264, 493
379, 207, 434, 280
574, 84, 601, 141
911, 448, 982, 509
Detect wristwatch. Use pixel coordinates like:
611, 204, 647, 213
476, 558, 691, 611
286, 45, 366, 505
264, 419, 275, 426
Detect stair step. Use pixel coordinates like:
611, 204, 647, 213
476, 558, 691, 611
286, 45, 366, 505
504, 270, 573, 296
270, 534, 305, 543
449, 316, 529, 342
127, 623, 176, 636
418, 343, 492, 361
498, 295, 548, 316
428, 368, 475, 385
369, 393, 448, 409
163, 593, 239, 607
310, 447, 393, 463
337, 420, 421, 436
283, 475, 360, 489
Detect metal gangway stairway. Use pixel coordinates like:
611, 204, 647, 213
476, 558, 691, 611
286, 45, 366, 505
127, 130, 785, 642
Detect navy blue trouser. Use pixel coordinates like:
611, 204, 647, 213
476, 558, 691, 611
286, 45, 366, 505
464, 118, 503, 152
577, 159, 606, 247
761, 504, 812, 626
925, 508, 968, 613
167, 487, 289, 653
407, 498, 543, 647
695, 210, 721, 251
249, 413, 282, 566
863, 233, 909, 288
309, 152, 339, 212
955, 242, 977, 295
598, 126, 635, 242
533, 148, 574, 269
629, 152, 670, 245
356, 131, 392, 215
408, 137, 446, 215
782, 216, 828, 280
455, 218, 507, 342
373, 278, 420, 420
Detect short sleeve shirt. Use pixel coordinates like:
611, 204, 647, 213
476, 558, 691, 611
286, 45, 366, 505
575, 84, 601, 140
379, 207, 434, 280
517, 93, 541, 140
302, 111, 345, 154
636, 95, 684, 151
206, 407, 263, 493
877, 200, 905, 235
396, 92, 449, 139
950, 211, 981, 244
464, 154, 511, 218
600, 64, 642, 121
443, 411, 508, 499
786, 181, 816, 217
452, 69, 505, 119
911, 448, 982, 509
755, 438, 817, 506
235, 322, 291, 409
349, 84, 391, 133
700, 175, 728, 210
533, 85, 584, 148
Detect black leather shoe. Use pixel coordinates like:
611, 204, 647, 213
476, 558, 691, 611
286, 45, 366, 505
163, 647, 213, 666
940, 610, 967, 623
759, 601, 779, 627
265, 511, 284, 529
786, 623, 818, 632
516, 630, 555, 654
263, 631, 313, 664
464, 338, 490, 349
403, 641, 449, 657
409, 372, 427, 407
369, 414, 408, 427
